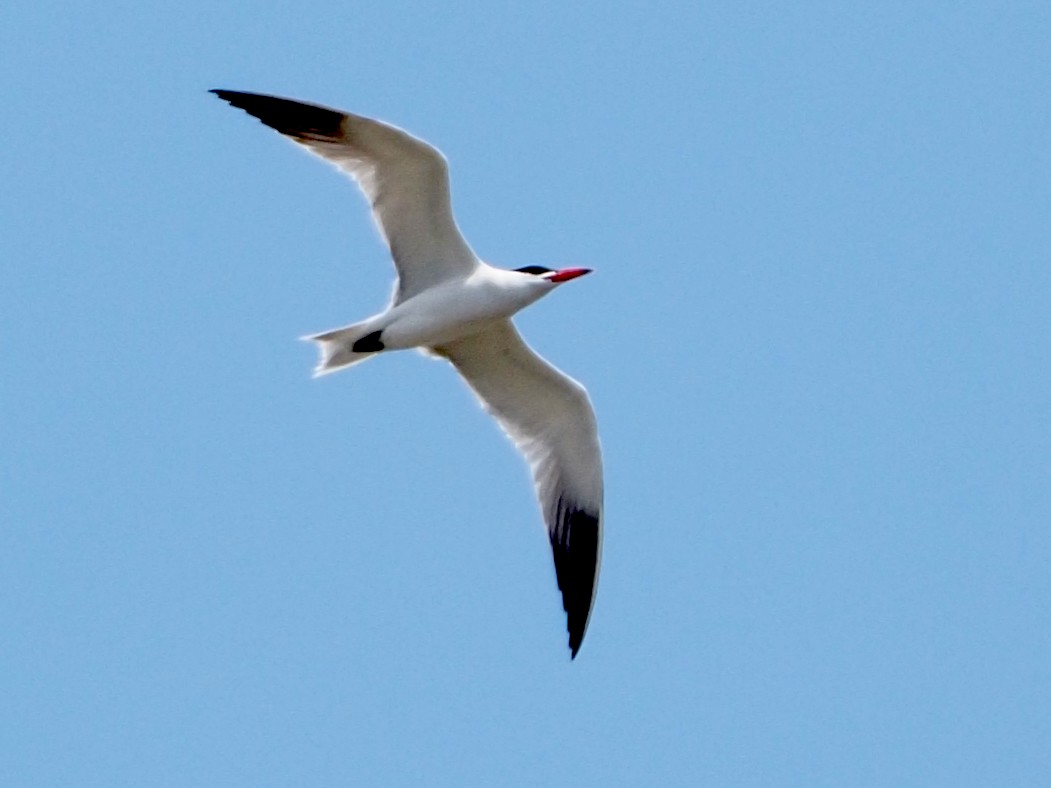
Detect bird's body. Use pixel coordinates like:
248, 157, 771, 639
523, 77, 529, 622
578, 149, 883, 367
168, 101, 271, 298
212, 89, 603, 657
323, 265, 558, 355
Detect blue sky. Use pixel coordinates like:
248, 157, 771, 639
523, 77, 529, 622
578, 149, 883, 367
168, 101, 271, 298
3, 1, 1050, 785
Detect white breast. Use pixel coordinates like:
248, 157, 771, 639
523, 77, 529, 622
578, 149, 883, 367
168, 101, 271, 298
380, 267, 547, 349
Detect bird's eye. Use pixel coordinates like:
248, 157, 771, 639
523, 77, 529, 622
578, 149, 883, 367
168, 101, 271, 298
514, 265, 554, 276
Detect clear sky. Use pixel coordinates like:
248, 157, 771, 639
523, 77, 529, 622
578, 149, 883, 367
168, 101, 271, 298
3, 2, 1050, 785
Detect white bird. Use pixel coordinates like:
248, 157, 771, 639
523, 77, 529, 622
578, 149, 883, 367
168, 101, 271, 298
211, 90, 603, 658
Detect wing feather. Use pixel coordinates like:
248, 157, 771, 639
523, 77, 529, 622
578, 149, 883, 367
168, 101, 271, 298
437, 321, 603, 657
211, 90, 478, 301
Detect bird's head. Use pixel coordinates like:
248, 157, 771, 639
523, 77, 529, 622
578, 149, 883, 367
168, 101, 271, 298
514, 265, 593, 284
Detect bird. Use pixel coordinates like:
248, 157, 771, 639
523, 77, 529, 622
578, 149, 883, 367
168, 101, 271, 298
211, 90, 603, 658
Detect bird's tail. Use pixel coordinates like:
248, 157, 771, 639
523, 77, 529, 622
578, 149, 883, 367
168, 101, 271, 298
301, 321, 383, 377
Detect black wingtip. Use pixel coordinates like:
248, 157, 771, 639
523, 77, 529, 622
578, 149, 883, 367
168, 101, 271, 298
549, 500, 600, 660
209, 89, 345, 141
209, 88, 247, 105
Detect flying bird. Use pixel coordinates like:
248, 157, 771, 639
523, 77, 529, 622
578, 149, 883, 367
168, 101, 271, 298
211, 90, 603, 658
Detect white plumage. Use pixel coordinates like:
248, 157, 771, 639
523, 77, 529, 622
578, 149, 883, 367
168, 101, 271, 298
212, 89, 603, 657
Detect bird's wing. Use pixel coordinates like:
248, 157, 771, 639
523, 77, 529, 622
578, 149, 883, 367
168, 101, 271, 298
436, 321, 603, 658
211, 90, 479, 302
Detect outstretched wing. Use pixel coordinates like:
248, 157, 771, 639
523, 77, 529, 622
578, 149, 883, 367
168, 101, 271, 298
211, 89, 479, 302
437, 321, 603, 658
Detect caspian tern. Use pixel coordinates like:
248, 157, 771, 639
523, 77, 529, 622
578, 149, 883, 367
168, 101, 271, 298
211, 90, 603, 658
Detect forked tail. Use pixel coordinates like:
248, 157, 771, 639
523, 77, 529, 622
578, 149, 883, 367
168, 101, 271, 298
302, 321, 384, 377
